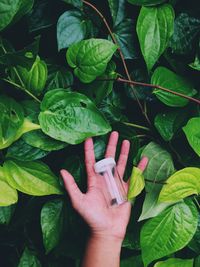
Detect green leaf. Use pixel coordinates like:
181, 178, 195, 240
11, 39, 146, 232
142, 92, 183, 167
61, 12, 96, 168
3, 160, 63, 196
188, 215, 200, 254
0, 95, 24, 149
79, 61, 117, 105
136, 4, 174, 71
183, 117, 200, 156
41, 199, 64, 254
152, 67, 197, 107
189, 54, 200, 71
154, 258, 194, 267
66, 38, 118, 83
18, 247, 42, 267
169, 13, 200, 55
159, 167, 200, 203
57, 10, 91, 51
46, 65, 73, 91
0, 205, 15, 225
108, 0, 126, 27
11, 0, 34, 25
139, 142, 175, 221
39, 89, 111, 144
62, 0, 82, 8
195, 256, 200, 267
128, 167, 145, 201
0, 166, 18, 206
6, 138, 49, 161
10, 56, 48, 96
128, 0, 166, 6
112, 19, 138, 59
154, 109, 188, 141
0, 0, 20, 31
141, 199, 198, 267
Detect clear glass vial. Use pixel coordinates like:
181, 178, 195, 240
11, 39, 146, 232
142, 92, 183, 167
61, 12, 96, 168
94, 157, 127, 206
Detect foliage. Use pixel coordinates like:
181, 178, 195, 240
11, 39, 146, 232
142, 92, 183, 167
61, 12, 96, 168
0, 0, 200, 266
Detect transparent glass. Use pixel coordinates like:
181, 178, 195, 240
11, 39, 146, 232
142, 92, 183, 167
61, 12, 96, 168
94, 158, 127, 206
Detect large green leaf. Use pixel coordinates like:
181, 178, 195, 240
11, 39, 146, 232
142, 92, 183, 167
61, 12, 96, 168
152, 67, 197, 107
154, 109, 188, 141
141, 199, 198, 267
188, 215, 200, 254
0, 95, 24, 149
159, 167, 200, 203
136, 4, 174, 71
139, 142, 175, 221
57, 10, 91, 51
112, 19, 138, 59
128, 0, 166, 6
18, 247, 42, 267
0, 166, 18, 206
128, 167, 145, 201
6, 138, 49, 161
183, 117, 200, 156
108, 0, 126, 27
3, 160, 63, 196
154, 258, 194, 267
169, 13, 200, 55
66, 38, 117, 83
0, 0, 20, 31
39, 89, 111, 144
41, 199, 64, 254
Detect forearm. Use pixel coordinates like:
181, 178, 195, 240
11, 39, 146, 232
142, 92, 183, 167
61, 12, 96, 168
81, 234, 122, 267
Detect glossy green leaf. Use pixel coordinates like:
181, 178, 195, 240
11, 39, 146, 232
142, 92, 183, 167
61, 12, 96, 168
6, 138, 49, 161
0, 205, 15, 225
0, 166, 18, 206
108, 0, 126, 27
169, 13, 200, 55
18, 247, 42, 267
3, 160, 63, 196
128, 0, 166, 6
136, 4, 174, 71
128, 167, 145, 201
11, 0, 34, 25
0, 95, 24, 149
154, 258, 194, 267
152, 67, 197, 107
39, 89, 111, 144
183, 117, 200, 156
141, 199, 198, 267
0, 0, 20, 31
10, 56, 48, 96
159, 167, 200, 203
66, 38, 118, 83
154, 109, 188, 141
112, 19, 138, 59
139, 142, 175, 221
41, 199, 64, 254
57, 10, 90, 51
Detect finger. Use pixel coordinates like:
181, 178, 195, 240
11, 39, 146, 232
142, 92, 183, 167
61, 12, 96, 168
60, 169, 83, 209
117, 140, 130, 179
84, 138, 96, 187
105, 131, 119, 158
137, 156, 148, 171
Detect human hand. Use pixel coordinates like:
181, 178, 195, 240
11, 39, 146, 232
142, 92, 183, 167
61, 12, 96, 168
60, 131, 148, 242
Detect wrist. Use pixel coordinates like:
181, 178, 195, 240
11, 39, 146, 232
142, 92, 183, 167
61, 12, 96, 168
89, 231, 124, 245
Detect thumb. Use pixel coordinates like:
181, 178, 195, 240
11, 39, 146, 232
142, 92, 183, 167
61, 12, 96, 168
60, 169, 83, 209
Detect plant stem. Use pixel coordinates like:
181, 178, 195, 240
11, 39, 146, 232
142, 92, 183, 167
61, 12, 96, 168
82, 0, 151, 126
2, 78, 41, 103
123, 122, 150, 131
194, 196, 200, 210
117, 77, 200, 105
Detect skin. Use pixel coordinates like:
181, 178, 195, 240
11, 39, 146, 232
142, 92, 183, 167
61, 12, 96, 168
60, 131, 148, 267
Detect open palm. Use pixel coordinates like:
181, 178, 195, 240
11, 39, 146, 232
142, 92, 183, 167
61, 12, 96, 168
61, 131, 147, 240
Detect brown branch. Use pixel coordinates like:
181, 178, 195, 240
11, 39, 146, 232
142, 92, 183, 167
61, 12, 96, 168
82, 0, 151, 126
117, 77, 200, 105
